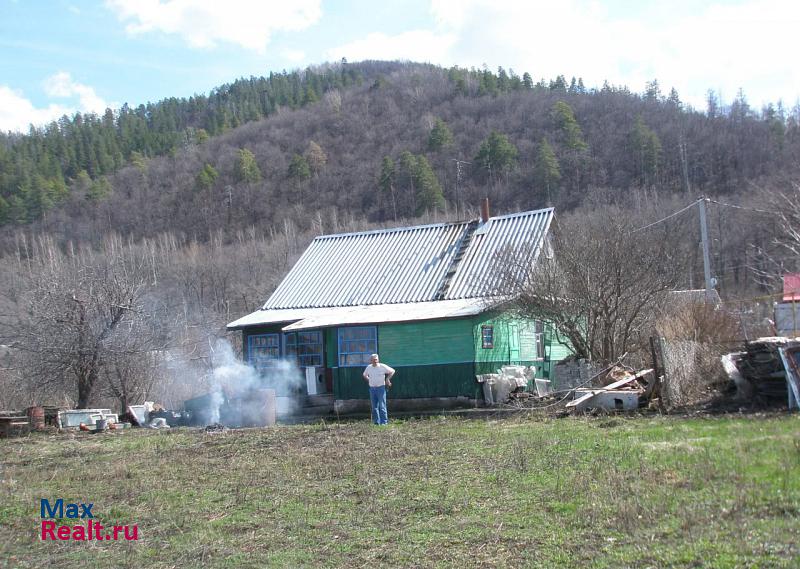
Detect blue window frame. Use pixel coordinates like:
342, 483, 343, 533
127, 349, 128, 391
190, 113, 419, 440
284, 331, 323, 368
248, 333, 280, 370
481, 325, 494, 349
338, 326, 377, 367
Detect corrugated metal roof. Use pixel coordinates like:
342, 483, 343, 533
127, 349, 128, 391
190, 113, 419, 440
281, 298, 491, 331
263, 221, 470, 309
226, 299, 496, 330
260, 208, 553, 311
447, 210, 553, 298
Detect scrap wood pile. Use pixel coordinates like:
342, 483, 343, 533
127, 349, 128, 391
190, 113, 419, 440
492, 362, 658, 413
564, 366, 655, 413
725, 337, 800, 405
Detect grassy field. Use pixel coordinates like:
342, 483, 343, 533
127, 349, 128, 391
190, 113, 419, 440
1, 413, 799, 568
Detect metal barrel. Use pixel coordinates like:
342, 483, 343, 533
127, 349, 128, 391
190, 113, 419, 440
26, 406, 45, 430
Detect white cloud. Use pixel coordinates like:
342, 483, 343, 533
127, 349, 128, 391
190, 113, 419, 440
106, 0, 322, 54
329, 0, 800, 109
44, 72, 109, 113
281, 48, 307, 63
326, 30, 456, 64
0, 86, 71, 133
0, 73, 110, 133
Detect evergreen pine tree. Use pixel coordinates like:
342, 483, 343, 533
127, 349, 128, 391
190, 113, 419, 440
288, 154, 311, 182
551, 101, 587, 151
427, 118, 454, 151
195, 163, 219, 191
535, 139, 561, 204
474, 131, 518, 175
414, 156, 445, 215
87, 177, 112, 202
0, 195, 9, 225
522, 72, 533, 89
630, 116, 662, 187
235, 148, 262, 184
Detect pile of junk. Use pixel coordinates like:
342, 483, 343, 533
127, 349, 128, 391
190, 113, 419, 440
722, 337, 800, 410
0, 386, 279, 438
479, 360, 658, 414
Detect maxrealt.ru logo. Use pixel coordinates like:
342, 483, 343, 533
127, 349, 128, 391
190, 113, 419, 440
40, 498, 138, 541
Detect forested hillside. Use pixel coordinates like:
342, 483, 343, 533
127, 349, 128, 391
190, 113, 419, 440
1, 60, 798, 246
2, 59, 799, 410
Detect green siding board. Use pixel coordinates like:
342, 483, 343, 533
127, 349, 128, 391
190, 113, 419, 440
472, 314, 574, 380
474, 314, 521, 364
378, 319, 473, 366
334, 362, 478, 400
240, 310, 573, 400
325, 329, 337, 368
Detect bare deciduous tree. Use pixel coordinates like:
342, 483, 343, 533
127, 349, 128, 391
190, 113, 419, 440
502, 207, 681, 362
0, 235, 157, 408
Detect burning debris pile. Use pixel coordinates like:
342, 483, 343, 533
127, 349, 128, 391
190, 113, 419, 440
176, 340, 291, 427
183, 389, 276, 427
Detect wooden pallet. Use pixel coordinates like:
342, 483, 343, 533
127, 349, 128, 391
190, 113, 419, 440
0, 416, 29, 437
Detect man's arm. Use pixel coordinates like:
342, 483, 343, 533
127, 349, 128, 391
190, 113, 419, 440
363, 367, 370, 383
384, 365, 395, 387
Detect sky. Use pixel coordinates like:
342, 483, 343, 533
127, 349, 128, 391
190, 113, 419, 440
1, 0, 799, 133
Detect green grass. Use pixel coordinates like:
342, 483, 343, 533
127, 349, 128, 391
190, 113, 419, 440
1, 414, 799, 568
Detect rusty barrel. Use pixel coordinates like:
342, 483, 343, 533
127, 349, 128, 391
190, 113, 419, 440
27, 406, 45, 430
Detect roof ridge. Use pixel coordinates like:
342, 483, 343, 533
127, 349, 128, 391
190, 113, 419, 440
314, 219, 470, 240
311, 207, 554, 241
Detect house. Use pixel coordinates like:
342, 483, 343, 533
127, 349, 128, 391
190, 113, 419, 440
226, 203, 570, 414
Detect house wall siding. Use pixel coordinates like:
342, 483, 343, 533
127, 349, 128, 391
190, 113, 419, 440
378, 319, 474, 365
239, 313, 572, 402
332, 318, 477, 400
471, 314, 572, 379
332, 363, 479, 400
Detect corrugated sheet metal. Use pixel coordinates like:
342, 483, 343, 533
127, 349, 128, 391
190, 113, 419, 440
446, 209, 553, 299
227, 208, 554, 329
264, 221, 470, 309
280, 298, 488, 331
227, 299, 489, 330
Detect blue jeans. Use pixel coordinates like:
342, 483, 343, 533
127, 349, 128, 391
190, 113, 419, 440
369, 385, 388, 425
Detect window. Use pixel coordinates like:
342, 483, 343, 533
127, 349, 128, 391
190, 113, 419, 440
338, 326, 377, 367
248, 333, 280, 370
284, 331, 323, 368
519, 321, 545, 360
481, 325, 494, 349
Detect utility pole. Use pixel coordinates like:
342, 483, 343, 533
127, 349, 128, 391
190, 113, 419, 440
698, 196, 716, 301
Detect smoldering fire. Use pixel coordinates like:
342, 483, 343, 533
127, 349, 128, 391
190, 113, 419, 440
182, 340, 304, 427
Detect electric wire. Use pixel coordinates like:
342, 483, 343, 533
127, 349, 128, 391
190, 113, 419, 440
630, 199, 701, 233
706, 198, 779, 216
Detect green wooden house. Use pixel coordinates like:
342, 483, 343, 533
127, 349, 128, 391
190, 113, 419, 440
227, 206, 570, 414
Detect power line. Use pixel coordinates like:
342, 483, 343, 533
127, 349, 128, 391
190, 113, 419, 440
706, 198, 779, 216
630, 199, 701, 233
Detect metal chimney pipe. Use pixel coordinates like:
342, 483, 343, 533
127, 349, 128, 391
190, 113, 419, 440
480, 197, 490, 223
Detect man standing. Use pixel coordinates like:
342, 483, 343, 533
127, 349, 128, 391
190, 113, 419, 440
363, 353, 395, 425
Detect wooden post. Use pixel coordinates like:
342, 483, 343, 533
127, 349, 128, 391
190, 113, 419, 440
649, 336, 665, 413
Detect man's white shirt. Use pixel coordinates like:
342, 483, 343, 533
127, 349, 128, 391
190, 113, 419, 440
364, 363, 395, 387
